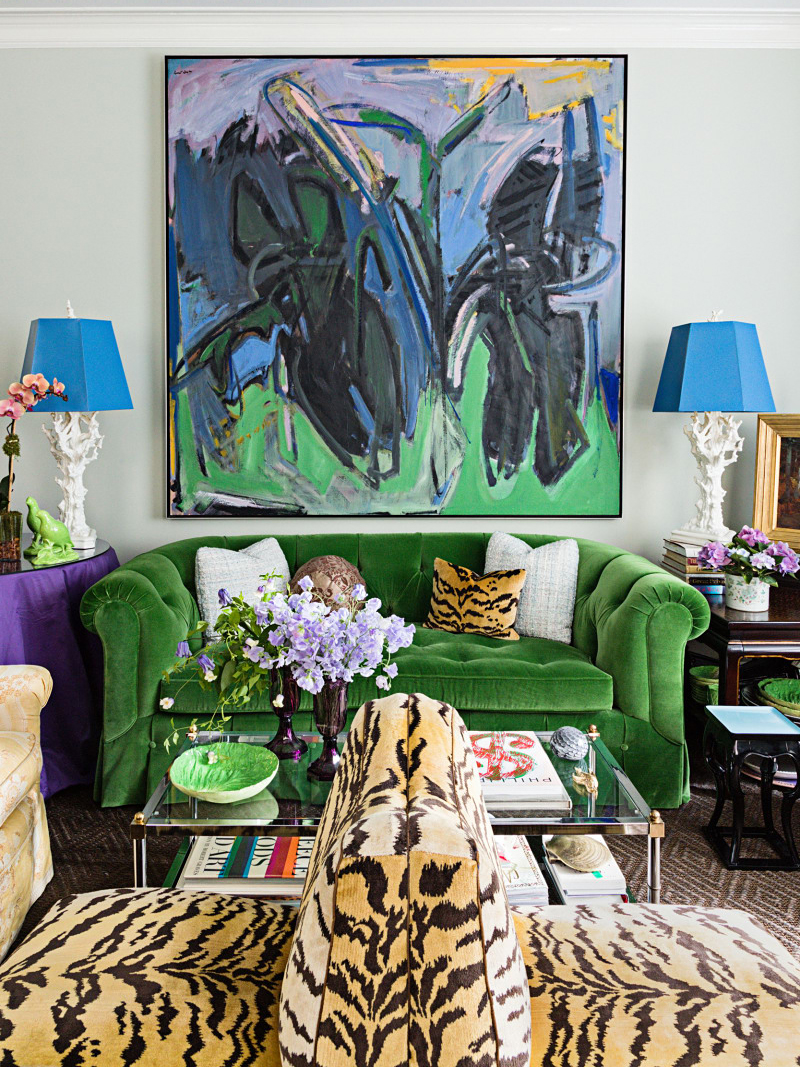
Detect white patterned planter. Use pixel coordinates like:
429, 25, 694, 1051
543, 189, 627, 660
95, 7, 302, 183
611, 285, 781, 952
724, 574, 770, 612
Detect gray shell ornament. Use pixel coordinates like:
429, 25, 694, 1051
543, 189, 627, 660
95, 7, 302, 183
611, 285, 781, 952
550, 726, 589, 761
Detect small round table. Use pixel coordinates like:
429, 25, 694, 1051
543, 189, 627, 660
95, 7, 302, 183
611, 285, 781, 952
0, 535, 119, 797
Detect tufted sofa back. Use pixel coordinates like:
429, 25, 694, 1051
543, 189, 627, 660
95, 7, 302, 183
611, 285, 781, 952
151, 531, 629, 654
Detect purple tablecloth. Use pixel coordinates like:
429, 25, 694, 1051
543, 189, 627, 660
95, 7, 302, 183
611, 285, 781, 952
0, 544, 119, 797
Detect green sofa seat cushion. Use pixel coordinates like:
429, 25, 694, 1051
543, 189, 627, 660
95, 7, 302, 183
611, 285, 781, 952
395, 629, 613, 711
159, 629, 613, 717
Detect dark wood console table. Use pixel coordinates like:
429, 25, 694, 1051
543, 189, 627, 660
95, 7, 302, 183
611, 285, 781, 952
702, 585, 800, 705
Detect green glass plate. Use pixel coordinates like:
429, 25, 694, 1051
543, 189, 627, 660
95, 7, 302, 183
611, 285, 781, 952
170, 742, 279, 804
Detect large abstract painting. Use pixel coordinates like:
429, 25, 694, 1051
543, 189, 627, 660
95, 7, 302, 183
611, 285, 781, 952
166, 56, 625, 517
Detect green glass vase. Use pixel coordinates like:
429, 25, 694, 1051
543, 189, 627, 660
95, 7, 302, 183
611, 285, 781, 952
0, 511, 21, 562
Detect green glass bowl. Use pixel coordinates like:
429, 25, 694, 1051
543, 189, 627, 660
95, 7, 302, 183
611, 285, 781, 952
757, 677, 800, 712
170, 742, 279, 804
689, 665, 719, 704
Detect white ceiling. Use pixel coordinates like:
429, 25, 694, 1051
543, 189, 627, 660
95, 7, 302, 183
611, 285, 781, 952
7, 0, 800, 8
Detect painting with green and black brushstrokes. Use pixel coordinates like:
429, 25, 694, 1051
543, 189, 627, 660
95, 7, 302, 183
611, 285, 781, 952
166, 57, 625, 516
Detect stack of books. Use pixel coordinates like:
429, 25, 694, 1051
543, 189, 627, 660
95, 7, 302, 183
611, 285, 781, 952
177, 832, 551, 907
661, 538, 724, 602
543, 834, 629, 904
496, 835, 549, 906
470, 731, 573, 810
176, 835, 312, 899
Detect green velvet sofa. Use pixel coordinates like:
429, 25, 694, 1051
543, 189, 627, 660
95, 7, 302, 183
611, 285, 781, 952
80, 532, 710, 808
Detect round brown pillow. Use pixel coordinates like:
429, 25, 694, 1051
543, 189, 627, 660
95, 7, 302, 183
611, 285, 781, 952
290, 555, 365, 606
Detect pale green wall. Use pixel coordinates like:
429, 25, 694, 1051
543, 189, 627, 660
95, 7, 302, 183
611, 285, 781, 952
1, 48, 798, 562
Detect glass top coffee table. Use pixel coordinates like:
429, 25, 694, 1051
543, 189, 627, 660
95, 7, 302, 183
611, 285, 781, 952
131, 724, 664, 902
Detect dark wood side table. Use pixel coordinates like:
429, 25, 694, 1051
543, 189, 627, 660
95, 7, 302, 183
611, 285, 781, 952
704, 704, 800, 870
701, 585, 800, 705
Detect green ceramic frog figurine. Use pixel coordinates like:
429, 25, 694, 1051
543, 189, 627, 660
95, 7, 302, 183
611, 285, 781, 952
24, 496, 79, 565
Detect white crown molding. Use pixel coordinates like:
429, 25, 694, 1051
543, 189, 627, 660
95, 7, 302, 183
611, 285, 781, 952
1, 6, 800, 48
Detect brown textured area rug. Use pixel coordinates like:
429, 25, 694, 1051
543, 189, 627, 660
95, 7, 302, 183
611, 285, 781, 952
12, 726, 800, 961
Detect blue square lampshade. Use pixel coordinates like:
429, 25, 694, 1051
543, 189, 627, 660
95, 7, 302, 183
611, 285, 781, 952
653, 321, 775, 413
21, 317, 133, 412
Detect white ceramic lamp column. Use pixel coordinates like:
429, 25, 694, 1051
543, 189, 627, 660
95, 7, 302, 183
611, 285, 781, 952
21, 303, 133, 549
653, 314, 775, 546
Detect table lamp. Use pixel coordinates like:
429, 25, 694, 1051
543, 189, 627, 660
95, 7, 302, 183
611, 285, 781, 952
653, 314, 775, 546
21, 302, 132, 549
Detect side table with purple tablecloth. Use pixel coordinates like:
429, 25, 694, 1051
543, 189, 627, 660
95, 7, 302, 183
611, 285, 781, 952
0, 537, 118, 797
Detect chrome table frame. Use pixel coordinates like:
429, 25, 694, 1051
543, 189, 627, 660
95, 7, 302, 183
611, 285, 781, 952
131, 724, 663, 902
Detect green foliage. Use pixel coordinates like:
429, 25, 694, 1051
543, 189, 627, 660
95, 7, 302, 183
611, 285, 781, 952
162, 571, 283, 752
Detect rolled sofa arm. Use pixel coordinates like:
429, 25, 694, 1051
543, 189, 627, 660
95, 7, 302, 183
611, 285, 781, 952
80, 552, 199, 804
587, 555, 710, 745
0, 665, 53, 739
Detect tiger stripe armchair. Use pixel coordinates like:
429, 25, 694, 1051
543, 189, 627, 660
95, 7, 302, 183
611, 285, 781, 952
0, 693, 798, 1066
0, 664, 54, 962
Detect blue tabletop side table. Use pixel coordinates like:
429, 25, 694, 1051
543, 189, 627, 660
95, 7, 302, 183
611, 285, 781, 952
703, 704, 800, 871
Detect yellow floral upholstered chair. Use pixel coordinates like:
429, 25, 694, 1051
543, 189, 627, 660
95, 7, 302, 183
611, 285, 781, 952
0, 664, 53, 961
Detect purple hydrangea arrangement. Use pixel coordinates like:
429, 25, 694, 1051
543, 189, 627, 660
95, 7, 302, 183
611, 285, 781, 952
162, 574, 415, 758
698, 527, 800, 585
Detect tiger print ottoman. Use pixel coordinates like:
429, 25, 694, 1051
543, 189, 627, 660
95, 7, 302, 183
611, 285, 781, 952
279, 691, 532, 1067
0, 887, 296, 1066
513, 903, 800, 1066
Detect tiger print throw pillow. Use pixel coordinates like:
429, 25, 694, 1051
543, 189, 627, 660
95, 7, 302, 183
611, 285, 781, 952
424, 556, 526, 640
278, 693, 532, 1067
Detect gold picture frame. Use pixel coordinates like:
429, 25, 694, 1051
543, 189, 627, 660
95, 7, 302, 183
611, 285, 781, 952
753, 414, 800, 550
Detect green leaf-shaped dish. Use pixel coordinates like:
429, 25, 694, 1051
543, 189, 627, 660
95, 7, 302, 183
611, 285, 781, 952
170, 742, 279, 804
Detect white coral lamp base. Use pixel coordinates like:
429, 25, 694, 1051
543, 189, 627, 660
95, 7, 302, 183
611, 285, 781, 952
42, 412, 103, 550
670, 411, 744, 547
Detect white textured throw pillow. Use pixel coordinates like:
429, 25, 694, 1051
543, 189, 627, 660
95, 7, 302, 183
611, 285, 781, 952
195, 537, 290, 641
484, 532, 579, 644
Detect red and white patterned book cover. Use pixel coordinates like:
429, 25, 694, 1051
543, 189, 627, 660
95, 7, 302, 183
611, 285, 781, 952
470, 731, 571, 807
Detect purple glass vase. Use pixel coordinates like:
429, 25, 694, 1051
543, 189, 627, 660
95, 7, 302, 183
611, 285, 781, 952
266, 668, 308, 761
307, 679, 348, 781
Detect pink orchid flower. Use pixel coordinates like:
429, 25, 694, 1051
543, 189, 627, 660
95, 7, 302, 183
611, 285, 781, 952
7, 382, 35, 407
22, 372, 50, 396
51, 378, 65, 396
0, 398, 25, 420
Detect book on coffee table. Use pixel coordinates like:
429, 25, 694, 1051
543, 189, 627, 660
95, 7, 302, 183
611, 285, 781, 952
496, 835, 549, 905
470, 731, 572, 809
176, 834, 312, 897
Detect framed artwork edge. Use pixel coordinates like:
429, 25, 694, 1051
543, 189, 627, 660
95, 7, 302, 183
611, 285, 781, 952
165, 55, 627, 520
753, 413, 800, 551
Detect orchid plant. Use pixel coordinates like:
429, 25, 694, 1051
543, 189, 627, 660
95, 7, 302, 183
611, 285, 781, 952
698, 526, 800, 585
161, 575, 415, 750
1, 373, 67, 511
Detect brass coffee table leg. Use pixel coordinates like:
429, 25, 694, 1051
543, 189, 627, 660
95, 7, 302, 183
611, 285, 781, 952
647, 810, 664, 903
132, 812, 147, 888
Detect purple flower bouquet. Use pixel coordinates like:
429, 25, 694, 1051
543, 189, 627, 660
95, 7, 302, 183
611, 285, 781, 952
163, 574, 415, 779
699, 527, 799, 611
698, 527, 800, 585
